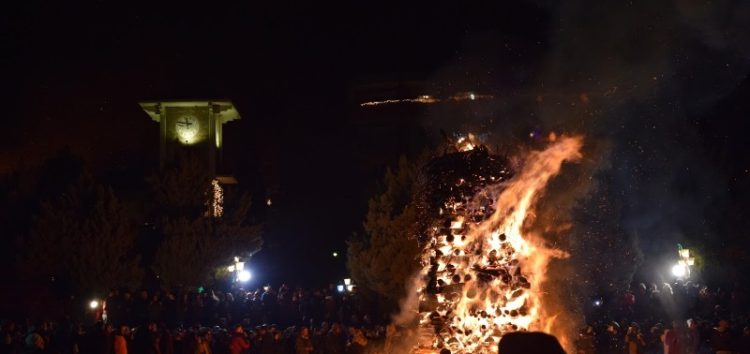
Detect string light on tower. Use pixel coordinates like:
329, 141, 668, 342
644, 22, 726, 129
211, 179, 224, 217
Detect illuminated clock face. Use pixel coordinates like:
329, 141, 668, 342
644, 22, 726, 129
175, 115, 200, 143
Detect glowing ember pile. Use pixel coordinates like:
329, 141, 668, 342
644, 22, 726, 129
414, 135, 582, 353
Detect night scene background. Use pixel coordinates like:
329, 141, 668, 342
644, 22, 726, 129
2, 1, 750, 350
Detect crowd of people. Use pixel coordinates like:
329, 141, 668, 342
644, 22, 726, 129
1, 284, 408, 354
1, 319, 386, 354
2, 281, 750, 353
576, 281, 750, 354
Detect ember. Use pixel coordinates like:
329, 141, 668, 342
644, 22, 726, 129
414, 135, 583, 353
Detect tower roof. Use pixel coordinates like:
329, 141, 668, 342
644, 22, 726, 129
138, 99, 240, 124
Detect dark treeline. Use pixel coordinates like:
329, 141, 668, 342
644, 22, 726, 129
0, 147, 263, 318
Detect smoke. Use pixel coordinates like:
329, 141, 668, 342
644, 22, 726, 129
406, 0, 750, 331
381, 272, 424, 354
538, 0, 749, 298
391, 271, 425, 327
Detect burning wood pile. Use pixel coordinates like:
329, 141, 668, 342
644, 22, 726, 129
413, 135, 583, 354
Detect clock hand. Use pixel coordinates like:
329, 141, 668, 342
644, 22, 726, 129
177, 118, 193, 127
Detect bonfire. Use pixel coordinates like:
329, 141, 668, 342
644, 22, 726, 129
413, 135, 583, 353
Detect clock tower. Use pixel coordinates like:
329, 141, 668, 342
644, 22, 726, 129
138, 100, 240, 174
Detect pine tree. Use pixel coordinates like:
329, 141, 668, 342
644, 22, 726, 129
347, 156, 422, 312
149, 151, 263, 288
21, 172, 143, 297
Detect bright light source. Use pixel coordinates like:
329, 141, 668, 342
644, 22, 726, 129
671, 263, 688, 278
89, 300, 99, 309
237, 270, 252, 282
263, 285, 270, 292
344, 278, 351, 286
337, 285, 345, 293
679, 249, 690, 259
469, 93, 476, 100
332, 252, 339, 257
235, 261, 245, 271
234, 256, 240, 263
266, 199, 272, 206
593, 299, 602, 307
346, 285, 355, 292
450, 218, 464, 229
227, 265, 235, 272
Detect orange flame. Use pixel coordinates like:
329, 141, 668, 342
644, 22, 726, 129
416, 135, 583, 353
455, 133, 480, 152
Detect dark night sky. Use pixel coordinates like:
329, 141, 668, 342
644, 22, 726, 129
4, 1, 750, 287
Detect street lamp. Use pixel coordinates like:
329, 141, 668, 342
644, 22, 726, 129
672, 246, 695, 279
343, 278, 354, 292
229, 256, 250, 283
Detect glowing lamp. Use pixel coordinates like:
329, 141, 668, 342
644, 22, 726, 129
227, 265, 235, 272
332, 252, 339, 257
671, 263, 688, 278
344, 278, 351, 286
346, 285, 355, 292
337, 285, 345, 293
679, 249, 690, 259
235, 261, 245, 271
237, 270, 251, 282
89, 300, 99, 309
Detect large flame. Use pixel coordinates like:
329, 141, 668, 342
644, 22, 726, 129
416, 135, 583, 353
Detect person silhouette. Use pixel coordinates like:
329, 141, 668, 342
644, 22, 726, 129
498, 332, 566, 354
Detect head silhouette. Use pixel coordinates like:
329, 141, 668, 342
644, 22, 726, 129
498, 332, 566, 354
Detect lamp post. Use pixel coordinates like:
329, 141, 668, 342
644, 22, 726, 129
343, 278, 355, 292
228, 257, 251, 283
672, 246, 695, 279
